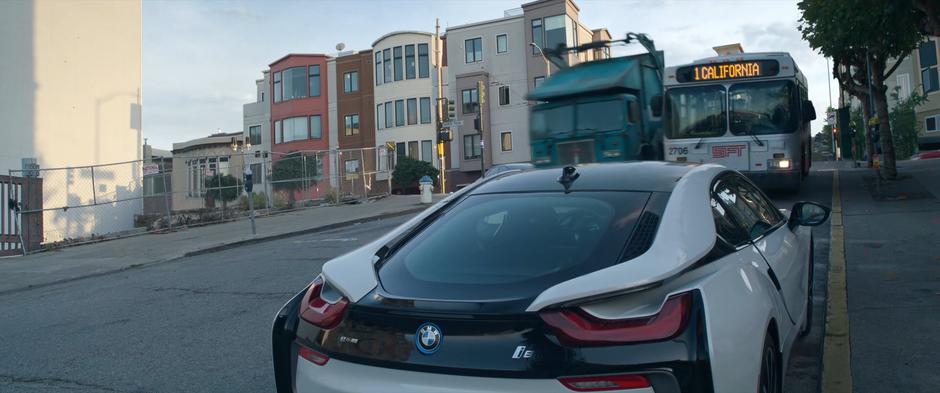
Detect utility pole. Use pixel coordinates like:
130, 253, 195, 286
477, 80, 486, 176
435, 18, 446, 192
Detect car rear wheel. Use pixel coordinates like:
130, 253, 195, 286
758, 333, 782, 393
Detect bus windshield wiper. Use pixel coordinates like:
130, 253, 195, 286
694, 137, 706, 149
747, 129, 765, 146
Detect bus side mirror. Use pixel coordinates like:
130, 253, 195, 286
650, 95, 663, 117
803, 100, 816, 121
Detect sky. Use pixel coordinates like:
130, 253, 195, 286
142, 0, 837, 150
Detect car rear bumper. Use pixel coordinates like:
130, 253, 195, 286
295, 355, 657, 393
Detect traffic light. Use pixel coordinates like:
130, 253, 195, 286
446, 99, 455, 120
438, 129, 452, 142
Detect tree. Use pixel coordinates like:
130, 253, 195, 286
392, 156, 439, 193
913, 0, 940, 36
204, 174, 239, 209
813, 123, 834, 160
272, 151, 320, 206
799, 0, 924, 179
889, 87, 928, 159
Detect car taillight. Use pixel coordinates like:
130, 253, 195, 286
540, 292, 692, 346
299, 275, 348, 329
298, 344, 330, 366
558, 374, 651, 391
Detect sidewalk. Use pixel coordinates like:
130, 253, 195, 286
0, 195, 438, 295
838, 159, 940, 393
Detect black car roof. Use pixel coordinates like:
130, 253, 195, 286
470, 161, 701, 194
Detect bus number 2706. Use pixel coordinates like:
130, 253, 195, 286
669, 147, 689, 155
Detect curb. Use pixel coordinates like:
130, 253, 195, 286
821, 170, 853, 392
0, 206, 427, 297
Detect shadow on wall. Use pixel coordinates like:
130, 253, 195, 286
0, 1, 35, 173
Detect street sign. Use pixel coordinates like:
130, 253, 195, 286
143, 163, 160, 176
826, 111, 836, 125
441, 120, 463, 127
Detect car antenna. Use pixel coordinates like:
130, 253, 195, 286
558, 166, 580, 193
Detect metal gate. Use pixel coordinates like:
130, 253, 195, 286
1, 175, 42, 256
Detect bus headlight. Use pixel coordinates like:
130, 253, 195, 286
769, 158, 791, 169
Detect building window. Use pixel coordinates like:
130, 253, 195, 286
418, 43, 430, 78
345, 114, 360, 136
309, 65, 321, 97
377, 148, 389, 171
926, 114, 940, 132
420, 97, 431, 124
462, 88, 479, 114
249, 125, 262, 145
499, 86, 510, 106
344, 71, 358, 93
407, 98, 418, 125
531, 19, 543, 55
496, 34, 508, 54
274, 120, 282, 144
377, 104, 384, 130
421, 140, 433, 163
250, 163, 262, 184
394, 46, 403, 81
281, 116, 309, 143
395, 100, 405, 127
383, 48, 392, 84
310, 115, 322, 139
897, 73, 911, 100
386, 100, 394, 128
408, 141, 419, 158
281, 66, 307, 101
345, 159, 360, 174
534, 76, 545, 88
501, 131, 513, 151
396, 142, 406, 161
375, 51, 383, 85
465, 37, 483, 63
919, 40, 938, 93
464, 134, 482, 159
273, 71, 282, 102
405, 45, 416, 79
543, 15, 567, 52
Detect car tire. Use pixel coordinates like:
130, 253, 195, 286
798, 238, 814, 338
758, 332, 782, 393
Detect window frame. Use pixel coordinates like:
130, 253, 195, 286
383, 48, 392, 84
395, 99, 405, 127
309, 115, 322, 139
393, 46, 404, 81
344, 71, 359, 93
531, 18, 543, 56
407, 98, 418, 125
499, 85, 510, 106
418, 43, 430, 78
377, 104, 384, 130
462, 88, 479, 115
405, 44, 416, 80
375, 51, 383, 85
273, 71, 282, 102
919, 40, 939, 94
534, 76, 545, 88
309, 65, 321, 97
385, 100, 394, 128
500, 131, 513, 152
463, 133, 482, 159
496, 33, 508, 54
420, 97, 432, 124
465, 37, 483, 63
344, 113, 360, 136
925, 114, 940, 133
711, 172, 785, 243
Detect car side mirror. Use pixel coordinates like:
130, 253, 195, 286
789, 201, 830, 229
803, 100, 817, 121
650, 95, 663, 117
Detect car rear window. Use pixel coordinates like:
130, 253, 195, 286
377, 192, 654, 301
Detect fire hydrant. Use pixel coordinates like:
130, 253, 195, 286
419, 175, 433, 204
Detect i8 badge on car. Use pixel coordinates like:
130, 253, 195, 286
415, 322, 443, 355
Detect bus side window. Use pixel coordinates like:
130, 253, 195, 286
628, 100, 640, 124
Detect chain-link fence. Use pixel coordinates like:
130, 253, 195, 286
8, 146, 393, 251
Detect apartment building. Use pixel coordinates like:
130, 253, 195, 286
373, 31, 442, 171
444, 0, 608, 184
914, 37, 940, 135
243, 71, 272, 200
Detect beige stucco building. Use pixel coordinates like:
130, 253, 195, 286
0, 0, 143, 242
171, 132, 246, 211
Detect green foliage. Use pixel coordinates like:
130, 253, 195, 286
238, 192, 267, 210
272, 152, 320, 192
889, 87, 928, 159
392, 156, 439, 190
203, 174, 239, 207
798, 0, 923, 62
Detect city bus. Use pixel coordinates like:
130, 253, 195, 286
662, 52, 816, 192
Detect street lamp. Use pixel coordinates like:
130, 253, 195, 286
530, 42, 551, 78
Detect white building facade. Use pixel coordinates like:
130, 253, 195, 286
372, 31, 442, 171
445, 14, 531, 176
242, 71, 273, 202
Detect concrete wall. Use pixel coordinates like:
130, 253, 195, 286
0, 0, 143, 242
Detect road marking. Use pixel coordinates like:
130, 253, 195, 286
822, 170, 852, 392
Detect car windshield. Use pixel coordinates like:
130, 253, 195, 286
665, 85, 727, 139
531, 105, 574, 138
576, 99, 624, 132
378, 192, 653, 300
729, 80, 799, 135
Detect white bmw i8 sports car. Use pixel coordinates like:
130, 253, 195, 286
272, 161, 830, 393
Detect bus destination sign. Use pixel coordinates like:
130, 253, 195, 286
676, 60, 780, 83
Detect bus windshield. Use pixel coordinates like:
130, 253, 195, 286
729, 80, 798, 135
665, 85, 726, 139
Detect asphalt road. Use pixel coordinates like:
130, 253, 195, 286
0, 169, 835, 393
